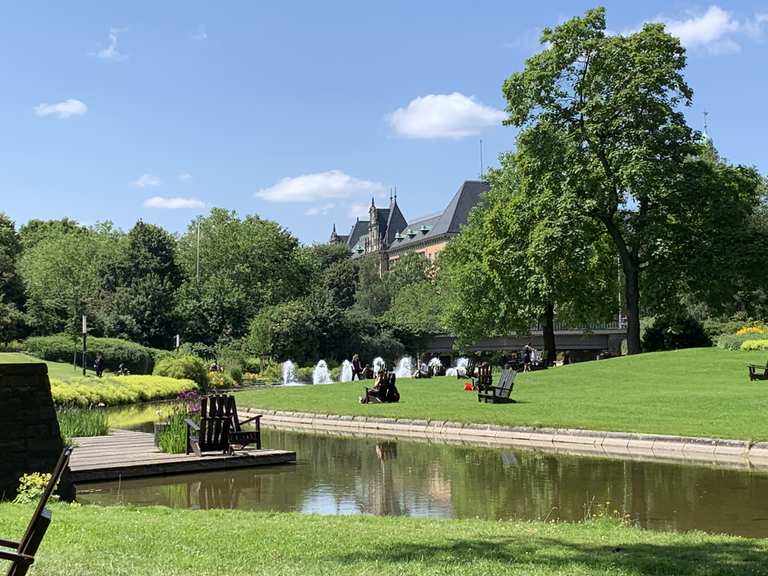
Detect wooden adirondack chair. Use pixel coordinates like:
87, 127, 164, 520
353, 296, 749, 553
224, 396, 262, 452
478, 368, 517, 404
474, 363, 492, 392
186, 395, 231, 456
748, 362, 768, 381
1, 447, 72, 576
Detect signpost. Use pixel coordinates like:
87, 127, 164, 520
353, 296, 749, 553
82, 315, 88, 376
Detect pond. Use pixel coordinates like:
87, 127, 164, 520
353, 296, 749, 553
82, 405, 768, 537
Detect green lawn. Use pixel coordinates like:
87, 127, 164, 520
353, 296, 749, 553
0, 352, 98, 380
236, 348, 768, 441
1, 504, 767, 576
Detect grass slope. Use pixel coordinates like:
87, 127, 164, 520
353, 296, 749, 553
1, 504, 767, 576
0, 352, 98, 380
236, 348, 768, 441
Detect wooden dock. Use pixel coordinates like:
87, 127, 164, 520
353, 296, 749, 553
69, 430, 295, 483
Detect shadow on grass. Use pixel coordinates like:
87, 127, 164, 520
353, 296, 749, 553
335, 534, 768, 575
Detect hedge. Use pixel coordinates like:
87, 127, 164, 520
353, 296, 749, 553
25, 334, 169, 374
740, 339, 768, 352
50, 375, 198, 407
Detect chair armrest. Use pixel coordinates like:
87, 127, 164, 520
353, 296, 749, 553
240, 415, 262, 426
0, 538, 19, 548
0, 549, 34, 564
185, 419, 200, 431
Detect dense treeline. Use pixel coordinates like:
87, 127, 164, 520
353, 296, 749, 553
0, 207, 442, 365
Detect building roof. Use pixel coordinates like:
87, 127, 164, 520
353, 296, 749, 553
347, 219, 369, 250
384, 201, 408, 245
387, 180, 489, 252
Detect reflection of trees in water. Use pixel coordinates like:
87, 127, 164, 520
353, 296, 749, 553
79, 429, 768, 536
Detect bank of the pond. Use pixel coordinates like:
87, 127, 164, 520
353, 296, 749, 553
1, 504, 767, 576
236, 348, 768, 441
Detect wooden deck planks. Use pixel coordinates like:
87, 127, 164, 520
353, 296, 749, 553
69, 430, 295, 483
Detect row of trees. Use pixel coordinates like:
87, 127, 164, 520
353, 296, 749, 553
0, 206, 441, 364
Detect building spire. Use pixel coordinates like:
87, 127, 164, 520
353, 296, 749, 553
371, 196, 375, 207
394, 185, 397, 203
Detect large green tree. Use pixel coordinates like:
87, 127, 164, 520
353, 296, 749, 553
502, 8, 698, 353
18, 222, 121, 335
441, 154, 617, 362
176, 208, 309, 344
100, 221, 183, 347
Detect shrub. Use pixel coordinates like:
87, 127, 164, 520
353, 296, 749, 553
740, 339, 768, 351
296, 366, 314, 383
13, 472, 53, 505
642, 316, 711, 352
57, 407, 109, 444
153, 355, 209, 390
208, 371, 236, 389
50, 375, 198, 407
261, 362, 283, 383
736, 325, 768, 336
24, 334, 165, 374
230, 366, 243, 385
703, 318, 759, 340
242, 357, 262, 374
717, 333, 754, 351
330, 366, 342, 381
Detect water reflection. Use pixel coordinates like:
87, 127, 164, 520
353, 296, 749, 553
77, 429, 768, 538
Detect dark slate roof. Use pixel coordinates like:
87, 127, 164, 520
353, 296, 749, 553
384, 201, 408, 245
335, 234, 349, 244
388, 180, 488, 252
375, 208, 390, 242
347, 220, 369, 249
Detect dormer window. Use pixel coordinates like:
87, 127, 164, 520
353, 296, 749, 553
406, 228, 416, 238
419, 225, 430, 234
394, 232, 404, 241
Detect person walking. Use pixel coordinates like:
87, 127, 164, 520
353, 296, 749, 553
523, 344, 532, 373
351, 354, 364, 381
94, 353, 105, 378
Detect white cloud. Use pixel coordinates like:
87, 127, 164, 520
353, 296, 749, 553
388, 92, 505, 139
305, 203, 336, 216
631, 6, 768, 55
347, 203, 370, 219
133, 174, 162, 188
94, 28, 128, 62
255, 170, 387, 203
34, 99, 88, 119
143, 196, 205, 209
178, 171, 192, 182
192, 25, 208, 41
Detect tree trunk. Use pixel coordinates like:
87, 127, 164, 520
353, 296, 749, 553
623, 260, 642, 355
542, 303, 557, 366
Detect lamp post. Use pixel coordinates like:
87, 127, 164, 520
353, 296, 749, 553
81, 315, 88, 376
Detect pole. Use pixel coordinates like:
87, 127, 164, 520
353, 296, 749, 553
81, 315, 87, 376
195, 221, 201, 284
479, 139, 484, 177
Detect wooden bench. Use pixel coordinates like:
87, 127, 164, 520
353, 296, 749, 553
478, 368, 517, 404
225, 396, 262, 452
1, 447, 72, 576
186, 395, 231, 456
474, 363, 492, 392
748, 362, 768, 381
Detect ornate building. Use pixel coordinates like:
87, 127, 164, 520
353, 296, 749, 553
330, 180, 489, 271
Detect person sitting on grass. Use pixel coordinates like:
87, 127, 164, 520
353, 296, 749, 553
413, 359, 430, 379
360, 371, 400, 404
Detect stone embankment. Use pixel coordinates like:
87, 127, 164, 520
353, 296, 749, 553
241, 407, 768, 470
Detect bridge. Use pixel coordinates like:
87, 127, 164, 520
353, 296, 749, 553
425, 323, 626, 361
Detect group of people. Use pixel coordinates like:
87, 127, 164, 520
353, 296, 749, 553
92, 353, 130, 377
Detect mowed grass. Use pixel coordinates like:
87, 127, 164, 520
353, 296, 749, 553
0, 352, 97, 380
237, 348, 768, 441
2, 504, 768, 576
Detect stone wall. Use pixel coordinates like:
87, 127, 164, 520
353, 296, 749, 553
0, 361, 63, 499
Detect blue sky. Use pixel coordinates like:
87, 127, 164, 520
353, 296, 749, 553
2, 1, 766, 244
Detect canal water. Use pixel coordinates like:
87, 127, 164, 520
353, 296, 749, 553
78, 411, 768, 537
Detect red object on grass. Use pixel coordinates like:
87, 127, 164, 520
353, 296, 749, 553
463, 382, 473, 391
